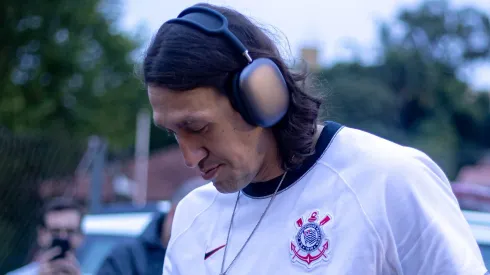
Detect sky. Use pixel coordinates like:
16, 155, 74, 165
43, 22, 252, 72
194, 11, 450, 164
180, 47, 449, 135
119, 0, 490, 90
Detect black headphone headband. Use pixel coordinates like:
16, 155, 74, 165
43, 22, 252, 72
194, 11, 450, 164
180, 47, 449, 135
164, 5, 290, 128
165, 6, 253, 63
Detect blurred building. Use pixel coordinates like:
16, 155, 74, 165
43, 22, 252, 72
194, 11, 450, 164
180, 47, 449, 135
39, 146, 200, 205
300, 47, 320, 72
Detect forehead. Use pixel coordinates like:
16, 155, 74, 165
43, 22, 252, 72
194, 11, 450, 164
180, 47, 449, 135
148, 86, 222, 126
45, 210, 81, 227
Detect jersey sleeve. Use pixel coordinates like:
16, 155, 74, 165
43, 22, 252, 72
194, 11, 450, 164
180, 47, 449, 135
162, 254, 174, 275
162, 200, 186, 275
161, 183, 216, 275
163, 237, 182, 275
383, 154, 487, 274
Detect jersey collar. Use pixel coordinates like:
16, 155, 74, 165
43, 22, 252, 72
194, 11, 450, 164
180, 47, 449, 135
241, 121, 343, 199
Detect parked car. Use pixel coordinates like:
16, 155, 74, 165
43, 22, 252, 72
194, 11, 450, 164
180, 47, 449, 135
76, 203, 490, 274
77, 201, 171, 275
463, 209, 490, 268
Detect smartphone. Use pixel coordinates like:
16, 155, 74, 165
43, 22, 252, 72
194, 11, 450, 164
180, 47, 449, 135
50, 237, 71, 261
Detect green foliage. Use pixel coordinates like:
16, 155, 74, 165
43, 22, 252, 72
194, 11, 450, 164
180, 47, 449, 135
1, 0, 150, 149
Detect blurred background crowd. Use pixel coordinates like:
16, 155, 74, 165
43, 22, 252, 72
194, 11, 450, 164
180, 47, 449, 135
1, 0, 489, 274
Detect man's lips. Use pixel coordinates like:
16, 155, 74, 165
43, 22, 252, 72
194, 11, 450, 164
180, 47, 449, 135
201, 165, 221, 180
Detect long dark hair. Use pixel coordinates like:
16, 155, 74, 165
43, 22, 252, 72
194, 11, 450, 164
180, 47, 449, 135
144, 3, 322, 170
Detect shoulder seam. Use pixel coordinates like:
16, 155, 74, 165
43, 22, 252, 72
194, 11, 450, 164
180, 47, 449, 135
316, 160, 388, 261
167, 190, 219, 250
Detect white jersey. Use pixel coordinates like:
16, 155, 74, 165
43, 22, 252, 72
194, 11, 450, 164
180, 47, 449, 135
163, 121, 487, 275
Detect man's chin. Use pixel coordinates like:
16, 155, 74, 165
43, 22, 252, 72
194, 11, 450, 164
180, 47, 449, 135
212, 181, 238, 194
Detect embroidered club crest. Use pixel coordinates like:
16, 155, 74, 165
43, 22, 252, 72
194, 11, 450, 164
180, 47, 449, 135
290, 210, 332, 269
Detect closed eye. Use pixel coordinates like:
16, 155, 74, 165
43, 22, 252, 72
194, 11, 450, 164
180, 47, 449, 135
189, 125, 208, 134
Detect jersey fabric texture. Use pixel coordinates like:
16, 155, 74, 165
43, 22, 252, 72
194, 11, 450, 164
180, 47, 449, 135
163, 121, 487, 275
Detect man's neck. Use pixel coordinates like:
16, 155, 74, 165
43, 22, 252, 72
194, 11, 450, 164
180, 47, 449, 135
255, 156, 284, 182
252, 129, 284, 182
253, 124, 324, 183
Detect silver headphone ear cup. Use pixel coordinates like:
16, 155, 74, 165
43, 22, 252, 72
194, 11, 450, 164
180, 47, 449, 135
238, 58, 289, 127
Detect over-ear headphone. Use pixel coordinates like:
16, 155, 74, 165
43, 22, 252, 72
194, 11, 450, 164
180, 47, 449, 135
165, 5, 290, 128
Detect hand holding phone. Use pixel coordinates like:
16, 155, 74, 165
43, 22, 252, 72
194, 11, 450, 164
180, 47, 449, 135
39, 247, 81, 275
50, 237, 71, 261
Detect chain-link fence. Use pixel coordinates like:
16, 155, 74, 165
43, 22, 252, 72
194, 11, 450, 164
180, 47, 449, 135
0, 127, 85, 273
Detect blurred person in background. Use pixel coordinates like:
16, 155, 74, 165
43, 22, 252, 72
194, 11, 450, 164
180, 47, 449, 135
144, 2, 487, 275
7, 197, 85, 275
96, 177, 207, 275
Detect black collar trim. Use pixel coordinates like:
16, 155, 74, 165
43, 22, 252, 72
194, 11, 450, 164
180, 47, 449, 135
241, 121, 343, 199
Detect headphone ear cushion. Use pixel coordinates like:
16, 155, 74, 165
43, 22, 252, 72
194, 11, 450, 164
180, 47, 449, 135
229, 71, 256, 126
238, 58, 289, 127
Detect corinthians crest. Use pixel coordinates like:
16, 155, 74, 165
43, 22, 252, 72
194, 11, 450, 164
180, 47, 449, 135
290, 210, 332, 269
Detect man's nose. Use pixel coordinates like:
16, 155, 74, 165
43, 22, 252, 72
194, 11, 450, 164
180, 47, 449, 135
178, 139, 206, 168
55, 230, 70, 239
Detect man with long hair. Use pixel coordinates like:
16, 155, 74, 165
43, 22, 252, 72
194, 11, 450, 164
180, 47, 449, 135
144, 3, 486, 274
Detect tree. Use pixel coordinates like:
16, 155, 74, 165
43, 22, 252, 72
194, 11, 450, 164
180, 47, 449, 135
0, 0, 175, 272
378, 0, 490, 174
1, 0, 158, 148
317, 0, 490, 179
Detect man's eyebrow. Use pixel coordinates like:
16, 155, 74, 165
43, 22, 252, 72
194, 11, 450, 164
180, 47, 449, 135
154, 115, 205, 131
